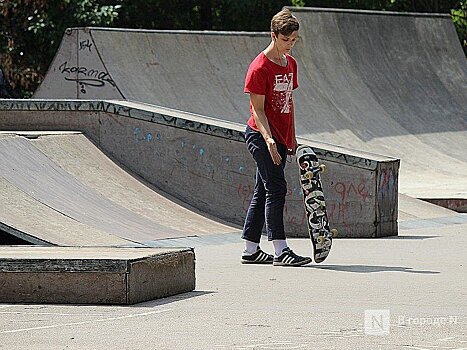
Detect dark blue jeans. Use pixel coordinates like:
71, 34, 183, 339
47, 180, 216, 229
242, 125, 288, 243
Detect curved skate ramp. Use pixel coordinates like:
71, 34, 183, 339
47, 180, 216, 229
292, 8, 467, 202
0, 132, 237, 246
2, 100, 466, 239
0, 100, 401, 238
34, 8, 467, 203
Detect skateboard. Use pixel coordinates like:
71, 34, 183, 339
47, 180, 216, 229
296, 145, 337, 263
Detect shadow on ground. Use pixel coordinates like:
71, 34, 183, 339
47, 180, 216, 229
308, 265, 439, 274
381, 235, 439, 240
135, 291, 215, 307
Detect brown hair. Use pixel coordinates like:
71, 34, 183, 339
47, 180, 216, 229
271, 8, 299, 36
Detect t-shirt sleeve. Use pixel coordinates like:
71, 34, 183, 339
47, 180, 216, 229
244, 66, 267, 95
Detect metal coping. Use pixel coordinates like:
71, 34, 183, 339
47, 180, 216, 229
69, 27, 270, 36
0, 99, 398, 169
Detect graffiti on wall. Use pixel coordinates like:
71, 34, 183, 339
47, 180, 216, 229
79, 39, 93, 52
58, 61, 116, 94
377, 165, 398, 220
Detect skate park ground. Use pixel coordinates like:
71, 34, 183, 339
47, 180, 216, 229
0, 214, 466, 349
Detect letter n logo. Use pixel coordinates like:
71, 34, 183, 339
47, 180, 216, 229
364, 309, 390, 335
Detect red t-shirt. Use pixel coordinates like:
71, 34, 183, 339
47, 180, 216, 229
244, 52, 298, 148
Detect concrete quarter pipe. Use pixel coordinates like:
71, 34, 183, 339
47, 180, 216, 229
0, 130, 237, 246
34, 7, 467, 205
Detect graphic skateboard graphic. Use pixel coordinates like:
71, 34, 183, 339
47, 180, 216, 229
296, 145, 337, 263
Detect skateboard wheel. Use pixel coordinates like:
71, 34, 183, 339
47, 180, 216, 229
305, 171, 313, 180
317, 236, 325, 244
320, 164, 326, 172
331, 229, 338, 237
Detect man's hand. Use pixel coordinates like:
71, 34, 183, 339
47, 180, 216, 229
266, 137, 282, 165
287, 138, 299, 155
249, 93, 282, 165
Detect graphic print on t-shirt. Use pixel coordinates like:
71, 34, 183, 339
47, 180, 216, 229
273, 73, 294, 114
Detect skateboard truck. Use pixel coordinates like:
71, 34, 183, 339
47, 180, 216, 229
303, 164, 326, 180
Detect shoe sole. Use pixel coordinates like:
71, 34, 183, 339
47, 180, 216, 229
273, 258, 312, 267
241, 259, 273, 265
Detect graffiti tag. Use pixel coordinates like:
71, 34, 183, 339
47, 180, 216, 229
58, 61, 116, 93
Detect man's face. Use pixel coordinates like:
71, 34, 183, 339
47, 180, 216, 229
274, 31, 298, 54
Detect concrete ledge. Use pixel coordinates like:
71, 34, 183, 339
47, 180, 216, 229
420, 198, 467, 213
0, 246, 195, 304
0, 99, 400, 237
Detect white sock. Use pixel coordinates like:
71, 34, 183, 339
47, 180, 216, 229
273, 240, 288, 257
244, 240, 259, 255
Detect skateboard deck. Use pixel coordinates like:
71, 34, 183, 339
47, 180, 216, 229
296, 145, 336, 263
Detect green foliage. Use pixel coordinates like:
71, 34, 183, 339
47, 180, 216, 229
73, 1, 120, 25
1, 0, 465, 97
300, 0, 459, 12
451, 1, 467, 53
113, 0, 290, 31
291, 0, 306, 7
0, 0, 120, 97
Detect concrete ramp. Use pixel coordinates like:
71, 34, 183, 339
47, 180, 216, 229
2, 99, 465, 241
0, 131, 237, 246
1, 100, 399, 238
34, 8, 467, 205
291, 8, 467, 203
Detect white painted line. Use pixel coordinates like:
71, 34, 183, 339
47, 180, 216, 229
0, 308, 172, 334
0, 311, 111, 317
437, 337, 455, 341
219, 342, 309, 349
0, 305, 15, 309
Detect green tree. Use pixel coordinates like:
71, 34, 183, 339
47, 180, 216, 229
113, 0, 290, 31
451, 1, 467, 53
1, 0, 465, 97
0, 0, 120, 97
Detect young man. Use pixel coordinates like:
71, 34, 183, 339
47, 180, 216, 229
241, 8, 312, 267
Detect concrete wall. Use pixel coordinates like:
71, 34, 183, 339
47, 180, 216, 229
0, 100, 399, 237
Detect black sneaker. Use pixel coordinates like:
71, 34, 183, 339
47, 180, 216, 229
241, 247, 274, 264
273, 248, 312, 267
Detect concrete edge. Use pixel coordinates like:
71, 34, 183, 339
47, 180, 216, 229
0, 99, 399, 170
0, 247, 196, 304
75, 27, 270, 36
0, 222, 54, 246
419, 198, 467, 213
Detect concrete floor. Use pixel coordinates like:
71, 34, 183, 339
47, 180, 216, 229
1, 216, 465, 349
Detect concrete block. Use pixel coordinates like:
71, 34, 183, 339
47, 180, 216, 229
0, 247, 195, 304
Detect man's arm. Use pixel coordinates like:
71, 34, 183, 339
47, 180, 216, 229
250, 93, 282, 165
289, 110, 298, 155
